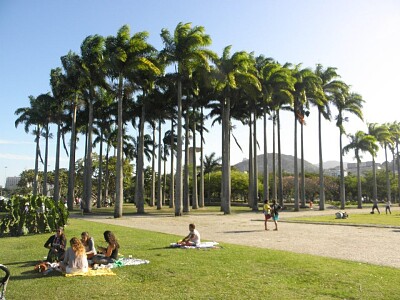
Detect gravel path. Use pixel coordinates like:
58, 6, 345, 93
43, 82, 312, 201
74, 207, 400, 268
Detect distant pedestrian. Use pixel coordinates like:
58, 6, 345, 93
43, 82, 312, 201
385, 200, 391, 215
263, 199, 272, 230
371, 199, 380, 214
270, 200, 282, 231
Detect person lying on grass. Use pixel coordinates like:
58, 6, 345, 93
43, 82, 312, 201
92, 230, 120, 265
178, 223, 201, 246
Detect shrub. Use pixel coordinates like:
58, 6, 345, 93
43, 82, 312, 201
0, 194, 68, 237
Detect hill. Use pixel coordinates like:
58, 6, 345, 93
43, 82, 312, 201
233, 153, 320, 174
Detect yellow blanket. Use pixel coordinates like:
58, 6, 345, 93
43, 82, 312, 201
65, 268, 116, 277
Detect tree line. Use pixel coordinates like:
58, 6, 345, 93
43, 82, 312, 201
14, 22, 400, 217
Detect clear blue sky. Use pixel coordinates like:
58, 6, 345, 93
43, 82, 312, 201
1, 0, 400, 187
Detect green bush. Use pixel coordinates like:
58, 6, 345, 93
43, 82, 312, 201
0, 194, 68, 237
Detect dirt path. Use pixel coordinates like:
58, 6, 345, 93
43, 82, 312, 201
74, 207, 400, 268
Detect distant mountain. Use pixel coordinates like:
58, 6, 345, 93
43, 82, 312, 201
233, 153, 319, 174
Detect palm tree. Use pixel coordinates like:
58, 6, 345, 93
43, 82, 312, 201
213, 47, 260, 214
160, 22, 215, 216
203, 152, 222, 203
343, 131, 378, 208
49, 67, 70, 203
291, 65, 320, 210
312, 64, 347, 210
60, 51, 85, 210
105, 25, 160, 216
256, 57, 293, 204
367, 123, 390, 204
389, 121, 400, 203
331, 91, 363, 208
15, 95, 43, 195
381, 123, 394, 204
80, 34, 106, 213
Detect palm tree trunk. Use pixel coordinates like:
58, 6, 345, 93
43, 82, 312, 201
135, 102, 146, 213
192, 120, 198, 209
157, 119, 163, 210
115, 73, 124, 217
253, 111, 258, 211
67, 96, 78, 210
150, 126, 156, 207
294, 113, 299, 211
300, 122, 306, 208
272, 112, 277, 201
97, 132, 104, 208
339, 132, 346, 209
222, 97, 231, 214
84, 98, 94, 213
277, 111, 283, 206
33, 127, 40, 196
43, 124, 49, 196
183, 109, 190, 212
263, 112, 269, 202
357, 159, 362, 208
385, 145, 392, 202
372, 156, 377, 202
318, 111, 325, 210
199, 107, 205, 207
169, 119, 175, 208
53, 122, 61, 203
248, 120, 253, 207
175, 78, 183, 216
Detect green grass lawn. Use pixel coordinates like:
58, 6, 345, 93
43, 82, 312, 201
1, 216, 400, 300
286, 210, 400, 227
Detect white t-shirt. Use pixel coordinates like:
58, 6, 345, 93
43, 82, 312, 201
190, 229, 201, 245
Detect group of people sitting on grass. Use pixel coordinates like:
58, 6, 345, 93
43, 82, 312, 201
43, 227, 119, 274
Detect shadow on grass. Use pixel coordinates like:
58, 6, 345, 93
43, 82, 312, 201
223, 230, 262, 234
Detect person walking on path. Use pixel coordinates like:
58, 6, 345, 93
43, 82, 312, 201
385, 200, 391, 214
263, 199, 272, 230
371, 199, 380, 214
270, 200, 282, 231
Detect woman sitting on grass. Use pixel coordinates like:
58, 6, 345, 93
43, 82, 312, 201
60, 237, 88, 274
92, 230, 120, 265
80, 231, 97, 259
44, 227, 67, 262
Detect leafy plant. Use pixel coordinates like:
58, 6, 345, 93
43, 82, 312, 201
0, 194, 68, 237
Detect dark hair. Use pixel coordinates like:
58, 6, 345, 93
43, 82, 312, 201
103, 230, 119, 249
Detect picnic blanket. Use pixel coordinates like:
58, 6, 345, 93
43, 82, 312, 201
65, 268, 115, 277
170, 241, 220, 249
35, 257, 150, 276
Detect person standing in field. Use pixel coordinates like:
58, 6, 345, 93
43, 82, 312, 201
263, 199, 272, 230
270, 200, 282, 231
385, 200, 391, 214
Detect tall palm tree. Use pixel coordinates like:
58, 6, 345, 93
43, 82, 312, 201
80, 34, 106, 213
291, 65, 320, 210
312, 64, 346, 210
105, 25, 159, 216
255, 57, 293, 204
367, 123, 390, 204
60, 51, 85, 210
331, 91, 363, 209
15, 95, 43, 195
381, 123, 394, 204
343, 131, 378, 208
34, 93, 56, 197
213, 47, 260, 214
49, 67, 69, 203
389, 121, 400, 203
160, 22, 215, 216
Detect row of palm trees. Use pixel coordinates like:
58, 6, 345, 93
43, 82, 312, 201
14, 22, 400, 218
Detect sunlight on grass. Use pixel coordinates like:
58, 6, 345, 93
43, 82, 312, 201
286, 211, 400, 226
1, 218, 400, 299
